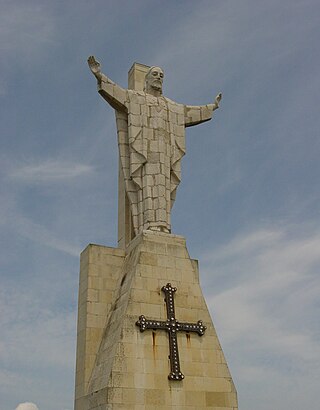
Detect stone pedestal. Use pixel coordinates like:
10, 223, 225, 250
74, 231, 238, 409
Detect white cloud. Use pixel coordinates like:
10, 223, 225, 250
1, 212, 81, 256
201, 224, 320, 409
0, 157, 97, 257
204, 229, 284, 263
202, 224, 320, 368
15, 403, 39, 410
0, 283, 76, 370
0, 265, 76, 408
8, 160, 94, 183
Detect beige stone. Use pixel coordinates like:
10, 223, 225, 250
74, 232, 237, 409
74, 244, 125, 404
87, 56, 222, 246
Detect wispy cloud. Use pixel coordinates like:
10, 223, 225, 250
201, 224, 320, 408
0, 303, 76, 370
0, 156, 103, 258
202, 225, 320, 378
8, 160, 94, 183
11, 213, 80, 256
0, 280, 76, 408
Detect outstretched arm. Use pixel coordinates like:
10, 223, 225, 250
184, 92, 222, 127
88, 56, 127, 112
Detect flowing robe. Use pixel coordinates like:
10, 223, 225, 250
97, 73, 216, 235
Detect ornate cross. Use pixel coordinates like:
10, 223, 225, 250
136, 283, 206, 381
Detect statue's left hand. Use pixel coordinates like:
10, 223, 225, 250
88, 55, 102, 80
215, 93, 222, 106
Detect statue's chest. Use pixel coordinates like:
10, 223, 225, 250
146, 96, 168, 119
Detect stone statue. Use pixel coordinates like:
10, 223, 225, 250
88, 56, 221, 236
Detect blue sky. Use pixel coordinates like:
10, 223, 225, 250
1, 1, 319, 409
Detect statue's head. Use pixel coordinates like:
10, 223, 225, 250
144, 66, 164, 95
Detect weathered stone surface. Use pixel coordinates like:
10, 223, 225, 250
74, 232, 238, 409
75, 245, 125, 405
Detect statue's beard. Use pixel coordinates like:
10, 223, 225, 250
149, 80, 162, 92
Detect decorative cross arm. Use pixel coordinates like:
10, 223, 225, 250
135, 316, 167, 331
177, 320, 206, 336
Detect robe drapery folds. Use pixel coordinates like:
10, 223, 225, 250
98, 73, 214, 235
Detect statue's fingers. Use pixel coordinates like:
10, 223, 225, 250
88, 56, 95, 65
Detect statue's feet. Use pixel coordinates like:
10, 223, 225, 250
161, 227, 170, 233
147, 226, 170, 234
148, 227, 161, 232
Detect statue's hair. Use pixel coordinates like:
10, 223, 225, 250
144, 66, 164, 92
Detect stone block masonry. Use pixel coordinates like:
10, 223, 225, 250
74, 231, 238, 409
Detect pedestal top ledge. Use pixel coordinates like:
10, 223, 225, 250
126, 230, 187, 254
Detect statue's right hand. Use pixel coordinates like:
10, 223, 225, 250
87, 56, 101, 78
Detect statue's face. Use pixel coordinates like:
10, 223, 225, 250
145, 66, 164, 93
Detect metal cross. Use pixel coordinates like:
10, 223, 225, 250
136, 282, 206, 381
